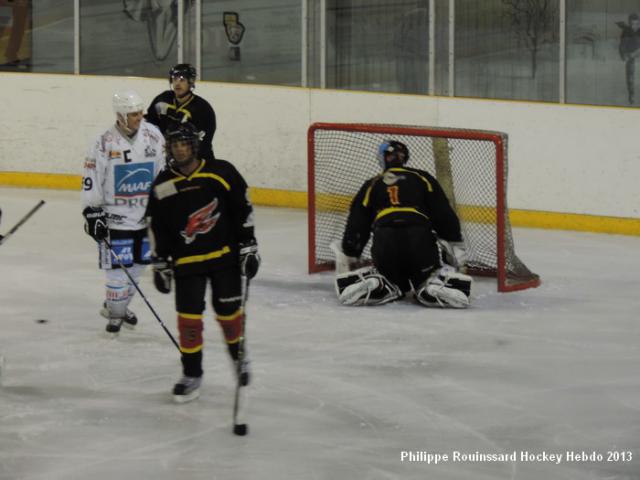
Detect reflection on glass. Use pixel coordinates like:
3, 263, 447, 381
325, 0, 429, 94
201, 0, 301, 85
566, 0, 640, 107
80, 0, 176, 77
0, 0, 31, 71
455, 0, 559, 102
7, 0, 640, 110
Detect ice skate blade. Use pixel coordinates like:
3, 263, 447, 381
173, 389, 201, 404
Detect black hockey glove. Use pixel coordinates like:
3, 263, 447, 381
239, 239, 260, 279
152, 257, 173, 294
82, 206, 108, 242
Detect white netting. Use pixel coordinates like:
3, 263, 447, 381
308, 123, 539, 291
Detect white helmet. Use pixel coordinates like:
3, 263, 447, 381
112, 90, 144, 116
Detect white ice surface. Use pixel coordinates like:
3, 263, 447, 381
0, 188, 639, 480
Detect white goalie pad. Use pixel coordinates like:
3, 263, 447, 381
335, 266, 402, 306
415, 266, 472, 309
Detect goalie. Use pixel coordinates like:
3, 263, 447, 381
333, 140, 472, 308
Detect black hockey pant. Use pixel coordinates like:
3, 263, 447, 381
371, 225, 440, 293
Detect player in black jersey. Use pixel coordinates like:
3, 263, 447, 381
145, 123, 259, 403
332, 140, 472, 308
145, 63, 217, 161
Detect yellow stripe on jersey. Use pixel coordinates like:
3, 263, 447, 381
375, 207, 429, 222
174, 245, 232, 266
167, 96, 194, 120
362, 176, 382, 207
168, 161, 231, 191
176, 96, 194, 118
387, 168, 433, 191
192, 173, 231, 191
169, 160, 205, 180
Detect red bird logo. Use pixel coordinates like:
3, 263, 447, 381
181, 199, 221, 244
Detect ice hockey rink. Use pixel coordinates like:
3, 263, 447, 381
0, 187, 639, 480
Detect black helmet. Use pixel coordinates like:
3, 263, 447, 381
166, 122, 200, 166
169, 63, 197, 89
377, 140, 409, 169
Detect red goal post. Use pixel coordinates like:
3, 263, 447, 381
307, 122, 540, 293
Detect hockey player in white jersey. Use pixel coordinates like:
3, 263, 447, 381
81, 90, 165, 336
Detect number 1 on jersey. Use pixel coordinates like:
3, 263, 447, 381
387, 185, 400, 205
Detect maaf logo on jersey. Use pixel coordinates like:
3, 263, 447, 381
181, 199, 221, 244
114, 162, 154, 207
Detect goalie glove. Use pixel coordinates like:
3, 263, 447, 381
152, 257, 173, 294
439, 239, 468, 269
239, 239, 260, 279
82, 206, 108, 242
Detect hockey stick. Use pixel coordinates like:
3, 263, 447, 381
233, 273, 250, 436
103, 238, 180, 352
0, 200, 45, 246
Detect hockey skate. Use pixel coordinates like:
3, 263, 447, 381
100, 302, 138, 329
173, 375, 202, 403
105, 316, 124, 336
122, 310, 138, 329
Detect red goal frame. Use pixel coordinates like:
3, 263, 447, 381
307, 122, 540, 293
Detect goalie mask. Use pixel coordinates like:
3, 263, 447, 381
112, 90, 144, 134
169, 63, 197, 91
166, 122, 200, 167
378, 140, 409, 170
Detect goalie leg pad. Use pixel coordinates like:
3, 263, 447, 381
335, 267, 402, 306
416, 267, 472, 309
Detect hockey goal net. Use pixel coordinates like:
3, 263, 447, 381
307, 122, 540, 292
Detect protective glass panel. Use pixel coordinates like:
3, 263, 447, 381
455, 0, 560, 101
201, 0, 302, 86
0, 0, 33, 71
80, 0, 177, 76
566, 0, 640, 107
325, 0, 430, 94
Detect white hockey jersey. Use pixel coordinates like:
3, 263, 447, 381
81, 120, 165, 231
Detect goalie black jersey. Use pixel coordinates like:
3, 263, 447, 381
146, 159, 255, 276
342, 166, 462, 258
145, 91, 216, 161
